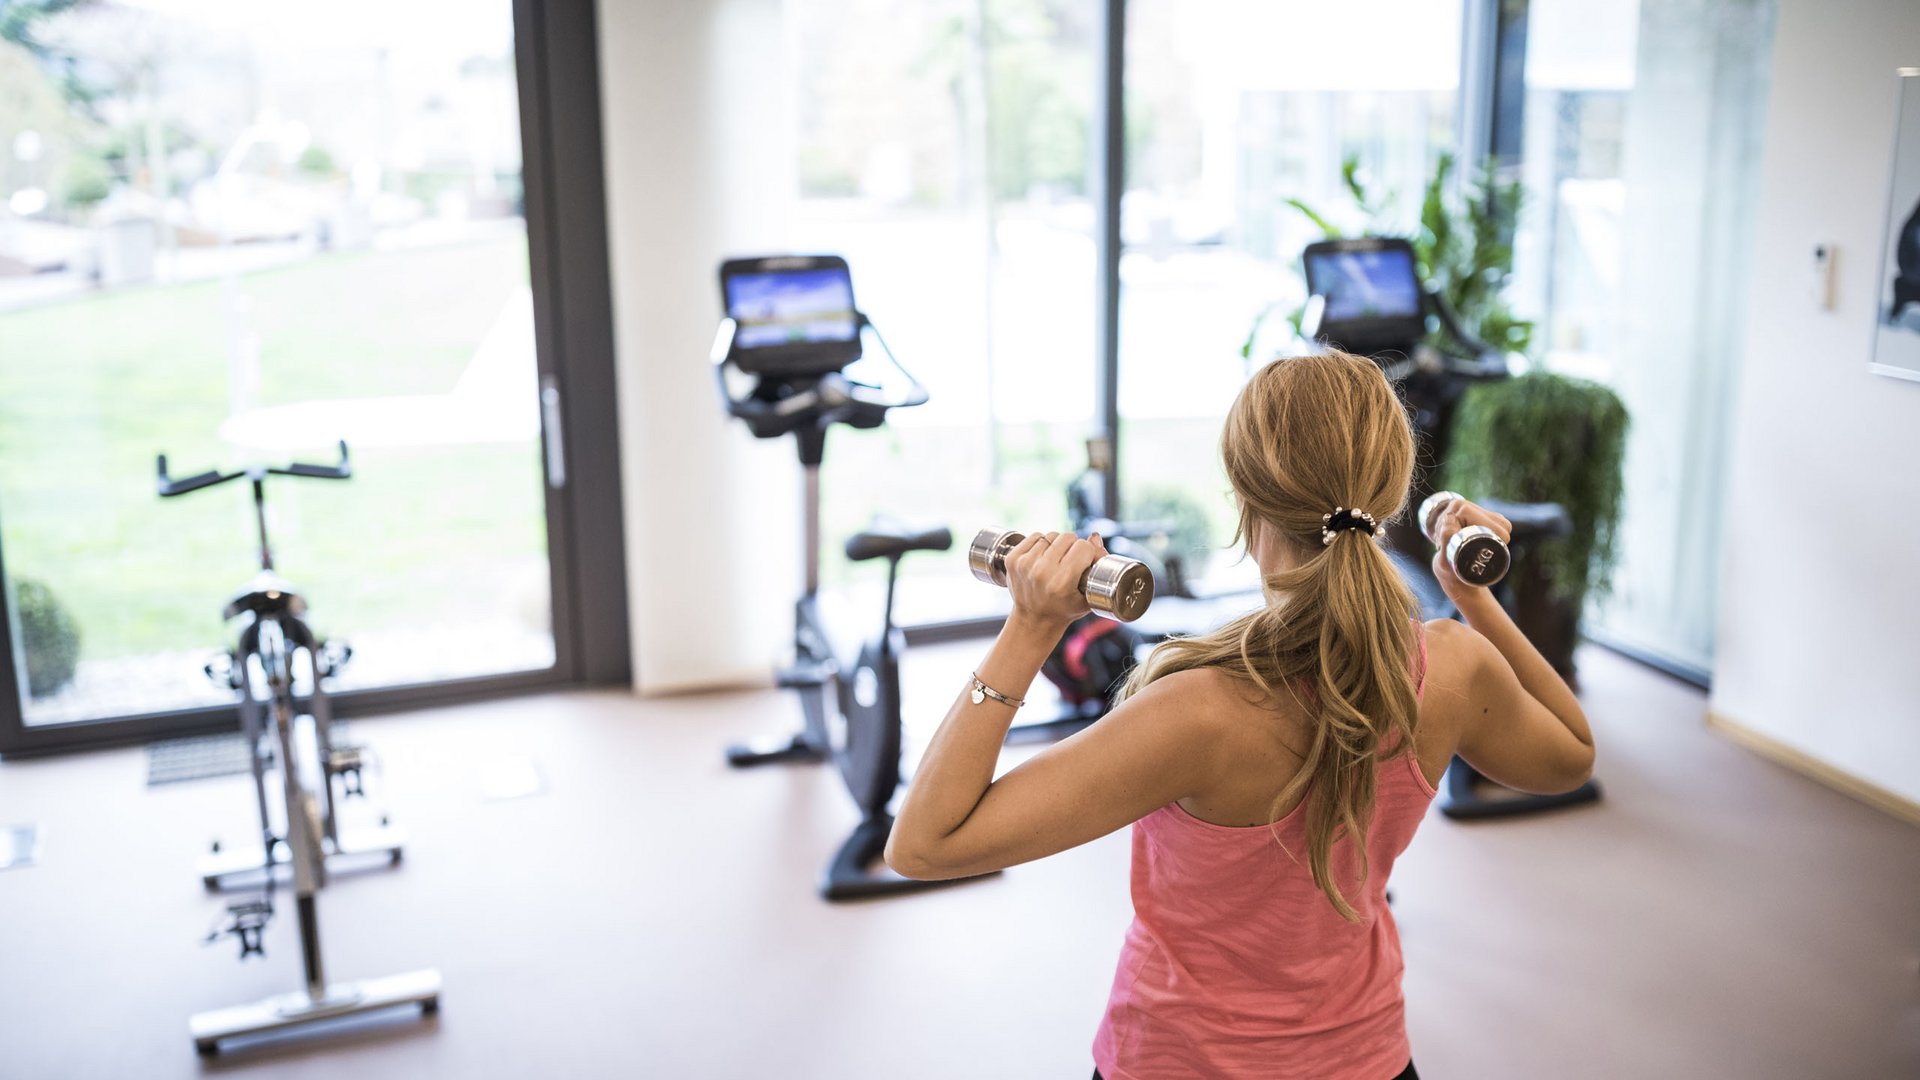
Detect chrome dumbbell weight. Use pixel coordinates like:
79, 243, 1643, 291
967, 528, 1156, 622
1417, 491, 1511, 588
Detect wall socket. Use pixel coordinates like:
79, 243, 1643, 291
1812, 243, 1837, 310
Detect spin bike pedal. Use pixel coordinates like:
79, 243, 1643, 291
327, 746, 368, 798
208, 898, 273, 960
203, 652, 240, 690
316, 640, 353, 677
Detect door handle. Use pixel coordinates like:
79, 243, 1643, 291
541, 375, 567, 489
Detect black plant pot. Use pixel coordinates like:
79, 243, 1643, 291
1503, 554, 1581, 683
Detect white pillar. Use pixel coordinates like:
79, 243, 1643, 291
597, 0, 799, 694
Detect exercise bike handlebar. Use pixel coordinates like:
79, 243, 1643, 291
711, 314, 930, 436
157, 440, 353, 497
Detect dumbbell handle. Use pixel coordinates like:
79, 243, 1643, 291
1417, 491, 1511, 588
967, 528, 1156, 623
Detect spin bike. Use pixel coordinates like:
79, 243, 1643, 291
713, 254, 990, 900
156, 443, 439, 1054
156, 442, 405, 889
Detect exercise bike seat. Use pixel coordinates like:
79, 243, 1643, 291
222, 571, 308, 620
845, 522, 953, 563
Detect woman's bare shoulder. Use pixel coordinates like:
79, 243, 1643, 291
1130, 665, 1287, 731
1417, 617, 1497, 731
1422, 617, 1494, 684
1134, 664, 1258, 707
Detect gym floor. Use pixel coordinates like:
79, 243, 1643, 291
0, 643, 1916, 1079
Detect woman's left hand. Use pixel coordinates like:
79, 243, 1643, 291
1004, 531, 1107, 629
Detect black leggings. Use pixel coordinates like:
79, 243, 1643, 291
1095, 1062, 1417, 1080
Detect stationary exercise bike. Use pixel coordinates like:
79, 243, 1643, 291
155, 443, 439, 1053
156, 442, 405, 889
1300, 236, 1602, 819
712, 254, 990, 900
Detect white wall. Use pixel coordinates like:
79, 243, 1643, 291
597, 0, 800, 694
1713, 0, 1920, 803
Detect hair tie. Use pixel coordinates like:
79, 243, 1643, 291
1321, 507, 1378, 545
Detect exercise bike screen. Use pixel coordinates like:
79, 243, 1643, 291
725, 268, 858, 349
1308, 248, 1421, 323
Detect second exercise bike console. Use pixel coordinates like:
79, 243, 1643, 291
714, 254, 983, 901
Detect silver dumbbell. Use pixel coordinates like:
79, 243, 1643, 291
967, 528, 1156, 623
1417, 491, 1511, 587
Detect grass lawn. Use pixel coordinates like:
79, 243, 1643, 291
0, 232, 549, 667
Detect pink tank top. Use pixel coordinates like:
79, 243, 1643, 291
1092, 632, 1433, 1080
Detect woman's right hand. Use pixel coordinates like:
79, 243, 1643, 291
1428, 495, 1513, 598
1005, 530, 1106, 630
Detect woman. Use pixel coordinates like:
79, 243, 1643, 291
885, 351, 1595, 1080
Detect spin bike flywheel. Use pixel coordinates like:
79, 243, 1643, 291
831, 629, 907, 816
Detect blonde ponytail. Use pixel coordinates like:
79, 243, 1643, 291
1119, 352, 1419, 920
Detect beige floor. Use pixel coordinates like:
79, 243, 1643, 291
0, 643, 1916, 1079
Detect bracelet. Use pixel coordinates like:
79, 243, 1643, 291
969, 672, 1026, 709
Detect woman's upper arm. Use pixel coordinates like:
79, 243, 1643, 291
895, 668, 1234, 880
1441, 621, 1595, 795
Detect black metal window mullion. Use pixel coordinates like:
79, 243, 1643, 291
1093, 0, 1126, 519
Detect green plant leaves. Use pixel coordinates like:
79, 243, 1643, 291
1441, 372, 1629, 605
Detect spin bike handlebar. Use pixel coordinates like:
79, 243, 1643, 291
157, 440, 353, 498
711, 314, 929, 439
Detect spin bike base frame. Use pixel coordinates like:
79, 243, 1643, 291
189, 616, 440, 1056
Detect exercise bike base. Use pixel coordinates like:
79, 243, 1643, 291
190, 968, 441, 1056
822, 815, 997, 901
727, 733, 829, 768
1438, 759, 1603, 821
200, 823, 406, 891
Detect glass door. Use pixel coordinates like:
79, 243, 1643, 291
0, 0, 564, 744
1118, 0, 1465, 584
786, 0, 1100, 624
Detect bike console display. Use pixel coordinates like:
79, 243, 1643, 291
1302, 237, 1426, 356
719, 254, 861, 376
713, 255, 926, 464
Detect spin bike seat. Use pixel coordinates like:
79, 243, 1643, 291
222, 572, 308, 620
845, 523, 953, 563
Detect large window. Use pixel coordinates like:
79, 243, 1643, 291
1509, 0, 1776, 678
0, 0, 564, 736
788, 0, 1098, 616
1510, 0, 1637, 376
1119, 0, 1464, 581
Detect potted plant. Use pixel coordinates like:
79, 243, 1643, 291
1442, 372, 1629, 677
15, 577, 81, 698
